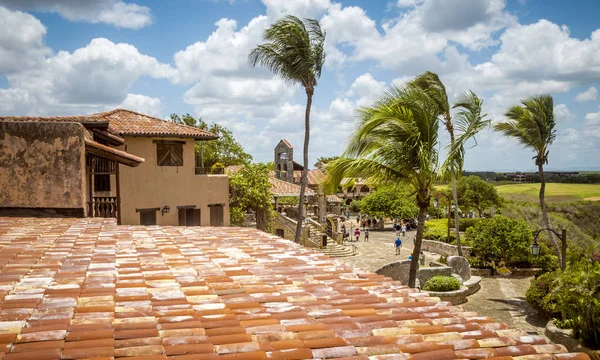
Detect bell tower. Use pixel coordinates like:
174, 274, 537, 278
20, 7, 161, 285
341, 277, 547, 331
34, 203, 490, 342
274, 139, 294, 182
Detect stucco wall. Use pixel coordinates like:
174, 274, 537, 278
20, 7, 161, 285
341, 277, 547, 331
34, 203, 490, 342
0, 122, 86, 215
118, 136, 229, 226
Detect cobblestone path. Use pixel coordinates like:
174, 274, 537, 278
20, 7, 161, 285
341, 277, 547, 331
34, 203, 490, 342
462, 276, 548, 335
335, 222, 548, 335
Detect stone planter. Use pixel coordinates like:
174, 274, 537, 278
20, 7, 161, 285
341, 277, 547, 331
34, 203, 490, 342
424, 286, 468, 305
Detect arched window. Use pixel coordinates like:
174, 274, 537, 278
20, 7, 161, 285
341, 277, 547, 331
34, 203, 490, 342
277, 164, 281, 171
283, 164, 288, 172
279, 152, 288, 160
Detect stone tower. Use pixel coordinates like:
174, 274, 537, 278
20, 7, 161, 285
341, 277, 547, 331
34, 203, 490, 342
274, 139, 294, 182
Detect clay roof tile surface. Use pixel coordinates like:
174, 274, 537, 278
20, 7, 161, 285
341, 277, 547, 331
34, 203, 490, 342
0, 217, 589, 360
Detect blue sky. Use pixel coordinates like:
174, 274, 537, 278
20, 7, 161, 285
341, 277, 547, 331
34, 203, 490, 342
1, 0, 599, 171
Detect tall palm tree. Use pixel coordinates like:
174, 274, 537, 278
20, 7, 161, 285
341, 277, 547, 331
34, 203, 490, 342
249, 16, 326, 243
494, 95, 558, 261
325, 85, 440, 288
410, 72, 489, 256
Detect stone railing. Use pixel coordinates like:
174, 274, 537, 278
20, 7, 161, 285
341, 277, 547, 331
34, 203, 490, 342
421, 239, 472, 258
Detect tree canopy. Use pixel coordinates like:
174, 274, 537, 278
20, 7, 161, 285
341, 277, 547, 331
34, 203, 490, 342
228, 163, 274, 231
358, 186, 418, 220
455, 175, 503, 217
170, 113, 252, 168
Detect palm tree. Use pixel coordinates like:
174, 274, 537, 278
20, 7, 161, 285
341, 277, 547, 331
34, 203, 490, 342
325, 85, 440, 288
494, 95, 558, 261
249, 16, 326, 243
410, 72, 489, 256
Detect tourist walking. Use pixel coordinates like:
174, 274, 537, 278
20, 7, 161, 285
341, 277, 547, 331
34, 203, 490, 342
354, 228, 360, 242
364, 229, 369, 242
367, 218, 371, 228
395, 235, 402, 255
401, 224, 406, 237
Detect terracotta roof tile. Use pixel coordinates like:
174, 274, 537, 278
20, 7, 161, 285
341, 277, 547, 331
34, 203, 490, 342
269, 177, 316, 197
96, 109, 217, 139
0, 217, 590, 360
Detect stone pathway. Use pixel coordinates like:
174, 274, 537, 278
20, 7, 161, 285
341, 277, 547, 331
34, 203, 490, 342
462, 276, 548, 335
335, 222, 548, 335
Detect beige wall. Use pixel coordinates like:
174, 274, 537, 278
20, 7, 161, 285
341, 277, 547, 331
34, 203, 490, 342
118, 136, 229, 226
0, 122, 86, 215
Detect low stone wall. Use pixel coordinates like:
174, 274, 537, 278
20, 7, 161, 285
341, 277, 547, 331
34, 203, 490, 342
375, 260, 412, 285
545, 320, 599, 358
421, 240, 472, 258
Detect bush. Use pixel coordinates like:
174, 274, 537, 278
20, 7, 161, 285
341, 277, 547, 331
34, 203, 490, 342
465, 216, 531, 264
467, 256, 489, 269
458, 218, 483, 231
349, 200, 361, 213
525, 272, 559, 315
423, 219, 456, 243
423, 276, 462, 292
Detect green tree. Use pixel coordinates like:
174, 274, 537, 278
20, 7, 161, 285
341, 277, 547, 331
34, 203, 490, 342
315, 156, 339, 167
249, 15, 325, 244
228, 163, 275, 232
358, 186, 418, 221
493, 95, 559, 263
410, 73, 490, 256
466, 216, 532, 263
456, 175, 503, 217
170, 113, 252, 168
325, 84, 440, 288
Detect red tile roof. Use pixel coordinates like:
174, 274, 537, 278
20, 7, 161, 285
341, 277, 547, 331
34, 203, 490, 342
270, 177, 316, 197
96, 109, 217, 140
0, 217, 589, 360
0, 108, 218, 140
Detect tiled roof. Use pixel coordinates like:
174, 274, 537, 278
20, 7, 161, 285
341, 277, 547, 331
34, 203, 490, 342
224, 165, 244, 174
96, 109, 217, 140
278, 139, 293, 148
327, 194, 343, 203
307, 169, 326, 185
0, 217, 588, 360
0, 115, 106, 126
270, 177, 316, 197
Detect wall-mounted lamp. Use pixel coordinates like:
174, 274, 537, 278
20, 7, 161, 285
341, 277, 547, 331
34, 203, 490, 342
161, 205, 170, 216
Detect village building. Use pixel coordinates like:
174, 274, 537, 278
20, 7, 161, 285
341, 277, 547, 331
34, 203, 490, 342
0, 109, 229, 226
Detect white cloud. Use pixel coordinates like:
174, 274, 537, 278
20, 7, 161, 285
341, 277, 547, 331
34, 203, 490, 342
1, 38, 174, 115
0, 6, 50, 73
0, 0, 151, 29
574, 87, 598, 102
119, 94, 163, 118
584, 109, 600, 137
346, 73, 386, 107
554, 104, 575, 122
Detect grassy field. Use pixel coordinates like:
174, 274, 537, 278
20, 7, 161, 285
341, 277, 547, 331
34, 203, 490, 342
495, 183, 600, 203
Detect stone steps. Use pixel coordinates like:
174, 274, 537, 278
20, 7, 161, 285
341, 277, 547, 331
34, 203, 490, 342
317, 242, 357, 258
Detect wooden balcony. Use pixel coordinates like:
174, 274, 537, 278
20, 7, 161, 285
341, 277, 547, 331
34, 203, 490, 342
88, 196, 119, 219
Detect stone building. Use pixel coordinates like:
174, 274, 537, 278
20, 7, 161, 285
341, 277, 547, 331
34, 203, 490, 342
0, 109, 229, 226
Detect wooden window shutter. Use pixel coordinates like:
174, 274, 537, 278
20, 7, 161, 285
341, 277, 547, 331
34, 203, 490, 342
171, 144, 183, 166
156, 141, 184, 166
157, 144, 171, 166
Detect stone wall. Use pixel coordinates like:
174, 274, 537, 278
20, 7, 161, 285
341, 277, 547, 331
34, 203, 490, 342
0, 122, 86, 216
421, 239, 472, 258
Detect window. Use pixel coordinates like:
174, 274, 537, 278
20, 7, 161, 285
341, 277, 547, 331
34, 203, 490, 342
154, 140, 184, 166
279, 152, 287, 160
94, 174, 111, 192
178, 207, 200, 226
209, 204, 224, 226
136, 208, 159, 225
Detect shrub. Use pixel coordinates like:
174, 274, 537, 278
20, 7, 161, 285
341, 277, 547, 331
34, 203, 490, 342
525, 271, 559, 315
467, 256, 489, 269
423, 219, 456, 243
552, 259, 600, 348
349, 200, 361, 213
423, 276, 461, 292
465, 216, 531, 263
458, 218, 483, 231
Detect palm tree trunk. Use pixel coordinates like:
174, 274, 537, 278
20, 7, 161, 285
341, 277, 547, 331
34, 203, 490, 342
408, 203, 427, 288
451, 177, 463, 256
538, 163, 560, 263
294, 91, 313, 243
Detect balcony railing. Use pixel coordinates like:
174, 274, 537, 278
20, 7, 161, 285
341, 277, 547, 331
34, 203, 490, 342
195, 167, 225, 175
88, 196, 119, 219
